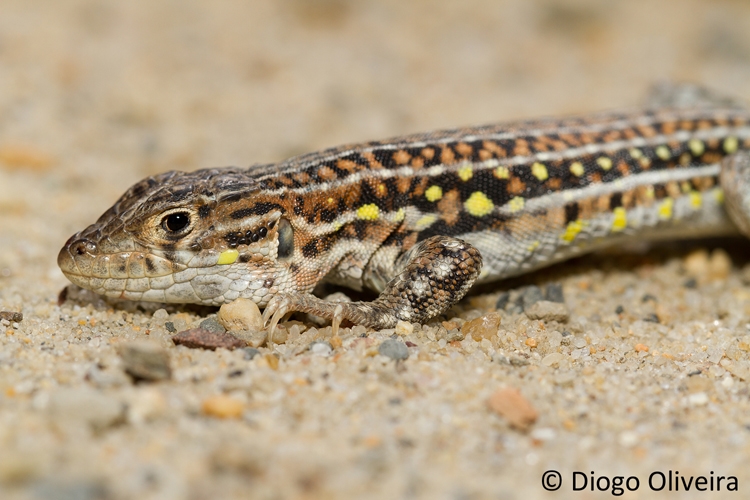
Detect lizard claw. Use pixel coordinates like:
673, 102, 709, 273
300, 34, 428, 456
262, 295, 290, 344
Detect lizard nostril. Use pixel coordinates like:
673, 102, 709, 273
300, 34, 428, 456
70, 239, 96, 256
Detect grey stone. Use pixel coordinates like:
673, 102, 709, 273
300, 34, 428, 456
117, 340, 171, 382
378, 339, 409, 361
199, 317, 226, 334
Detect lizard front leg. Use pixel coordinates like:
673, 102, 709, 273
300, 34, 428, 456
262, 236, 482, 334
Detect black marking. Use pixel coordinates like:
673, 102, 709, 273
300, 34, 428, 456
230, 208, 254, 220
609, 192, 623, 210
239, 254, 251, 263
302, 240, 318, 258
169, 188, 192, 202
198, 205, 211, 218
564, 203, 579, 224
320, 209, 337, 223
144, 257, 156, 274
250, 202, 283, 215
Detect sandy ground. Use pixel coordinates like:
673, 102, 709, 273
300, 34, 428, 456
3, 1, 750, 499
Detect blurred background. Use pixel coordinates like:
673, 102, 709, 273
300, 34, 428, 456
3, 0, 750, 187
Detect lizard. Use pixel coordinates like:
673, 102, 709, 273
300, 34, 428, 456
58, 87, 750, 334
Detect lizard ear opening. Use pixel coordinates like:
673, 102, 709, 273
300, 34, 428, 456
277, 217, 294, 259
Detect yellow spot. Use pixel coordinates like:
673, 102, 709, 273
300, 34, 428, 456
327, 197, 335, 205
508, 196, 525, 212
217, 249, 239, 265
724, 136, 739, 154
531, 162, 548, 181
689, 191, 702, 209
357, 204, 379, 220
643, 185, 655, 200
561, 220, 583, 242
629, 148, 643, 159
333, 222, 342, 231
658, 198, 674, 220
689, 138, 705, 156
655, 145, 671, 160
494, 166, 510, 179
376, 183, 387, 196
639, 157, 652, 168
611, 207, 627, 232
715, 188, 725, 204
464, 191, 494, 217
425, 185, 443, 202
680, 181, 691, 194
415, 213, 438, 230
458, 164, 473, 181
569, 161, 584, 177
394, 208, 405, 222
596, 157, 613, 171
527, 240, 540, 252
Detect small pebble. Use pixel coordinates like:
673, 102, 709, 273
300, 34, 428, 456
172, 328, 245, 350
542, 352, 564, 367
378, 339, 409, 361
202, 395, 244, 419
117, 340, 171, 382
309, 340, 333, 357
243, 347, 261, 360
708, 249, 732, 280
231, 329, 268, 348
520, 285, 544, 310
495, 292, 510, 311
152, 309, 168, 320
634, 343, 649, 353
683, 278, 698, 289
394, 320, 413, 336
217, 298, 263, 332
48, 387, 125, 431
487, 387, 538, 431
164, 322, 176, 333
525, 338, 538, 348
642, 313, 660, 323
524, 301, 569, 322
199, 317, 226, 334
615, 305, 624, 314
461, 312, 501, 341
641, 294, 657, 303
544, 283, 564, 303
0, 311, 22, 322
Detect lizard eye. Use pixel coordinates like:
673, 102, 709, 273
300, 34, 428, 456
162, 212, 191, 233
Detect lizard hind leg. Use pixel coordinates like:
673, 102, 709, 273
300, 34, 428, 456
261, 235, 483, 332
372, 235, 483, 325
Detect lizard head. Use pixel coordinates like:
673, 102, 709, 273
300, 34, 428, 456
58, 168, 296, 306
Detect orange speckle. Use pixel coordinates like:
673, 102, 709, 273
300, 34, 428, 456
634, 343, 649, 353
337, 159, 361, 172
455, 142, 473, 157
440, 146, 456, 164
525, 338, 538, 348
421, 147, 435, 159
392, 150, 411, 165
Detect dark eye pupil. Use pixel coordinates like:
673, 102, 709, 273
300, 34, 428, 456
164, 212, 190, 232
